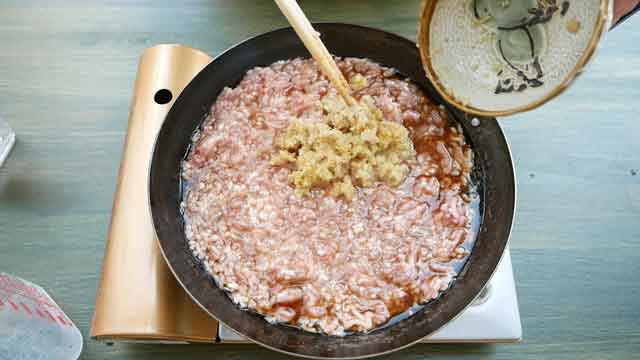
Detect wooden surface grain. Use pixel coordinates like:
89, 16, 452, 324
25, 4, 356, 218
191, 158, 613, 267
0, 1, 638, 359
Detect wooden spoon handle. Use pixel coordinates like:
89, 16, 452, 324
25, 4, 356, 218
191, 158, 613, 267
274, 0, 356, 105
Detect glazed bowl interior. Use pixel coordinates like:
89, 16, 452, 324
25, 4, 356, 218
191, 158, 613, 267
149, 23, 515, 359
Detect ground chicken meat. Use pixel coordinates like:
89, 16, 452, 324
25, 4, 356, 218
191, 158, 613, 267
182, 57, 478, 336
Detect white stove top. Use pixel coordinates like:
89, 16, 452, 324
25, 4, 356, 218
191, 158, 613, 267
219, 247, 521, 343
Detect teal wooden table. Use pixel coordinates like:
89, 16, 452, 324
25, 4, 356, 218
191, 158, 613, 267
0, 1, 638, 359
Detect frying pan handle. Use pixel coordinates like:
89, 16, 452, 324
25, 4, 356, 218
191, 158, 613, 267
610, 0, 640, 30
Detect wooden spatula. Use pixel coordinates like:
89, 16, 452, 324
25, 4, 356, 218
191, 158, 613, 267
274, 0, 356, 106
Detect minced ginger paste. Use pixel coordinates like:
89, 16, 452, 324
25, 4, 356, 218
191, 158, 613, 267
271, 92, 415, 200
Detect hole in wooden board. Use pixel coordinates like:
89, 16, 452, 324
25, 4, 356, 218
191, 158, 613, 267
154, 89, 173, 105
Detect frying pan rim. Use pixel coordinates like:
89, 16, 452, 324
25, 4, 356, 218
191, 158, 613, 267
148, 22, 516, 359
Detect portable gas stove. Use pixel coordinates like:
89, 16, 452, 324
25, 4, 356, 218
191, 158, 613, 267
91, 44, 521, 345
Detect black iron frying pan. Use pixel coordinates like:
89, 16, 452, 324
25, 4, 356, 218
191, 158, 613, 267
149, 23, 516, 359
